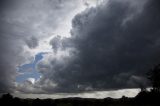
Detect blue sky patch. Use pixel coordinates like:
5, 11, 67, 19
16, 52, 47, 83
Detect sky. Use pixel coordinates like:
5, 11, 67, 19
0, 0, 160, 98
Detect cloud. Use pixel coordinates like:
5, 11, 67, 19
27, 78, 36, 84
50, 35, 62, 53
0, 0, 85, 93
25, 36, 39, 49
1, 0, 160, 96
37, 0, 160, 93
13, 88, 140, 99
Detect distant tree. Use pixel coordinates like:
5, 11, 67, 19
1, 93, 13, 100
147, 64, 160, 91
139, 83, 146, 92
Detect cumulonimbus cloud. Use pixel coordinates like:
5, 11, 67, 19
37, 0, 160, 93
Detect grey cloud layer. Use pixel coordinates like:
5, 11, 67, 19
37, 0, 160, 93
0, 0, 80, 93
1, 0, 160, 94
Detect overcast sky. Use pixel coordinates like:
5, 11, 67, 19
0, 0, 160, 98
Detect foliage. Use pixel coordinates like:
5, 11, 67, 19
147, 64, 160, 90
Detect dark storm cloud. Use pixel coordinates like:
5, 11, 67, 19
0, 0, 80, 93
37, 0, 160, 93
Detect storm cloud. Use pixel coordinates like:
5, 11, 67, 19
1, 0, 160, 95
37, 0, 160, 93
